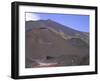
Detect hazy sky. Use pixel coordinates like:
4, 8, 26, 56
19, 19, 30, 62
25, 12, 89, 32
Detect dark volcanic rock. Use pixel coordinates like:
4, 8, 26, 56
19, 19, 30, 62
25, 20, 89, 68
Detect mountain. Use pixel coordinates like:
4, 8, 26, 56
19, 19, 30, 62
25, 19, 89, 68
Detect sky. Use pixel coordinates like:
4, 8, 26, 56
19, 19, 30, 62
25, 12, 89, 32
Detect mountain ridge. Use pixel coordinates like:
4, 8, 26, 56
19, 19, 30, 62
25, 19, 89, 68
26, 19, 89, 44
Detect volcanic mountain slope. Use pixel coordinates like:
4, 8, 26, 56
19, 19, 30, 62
25, 19, 89, 68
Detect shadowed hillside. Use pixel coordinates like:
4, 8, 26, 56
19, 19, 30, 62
25, 19, 89, 68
